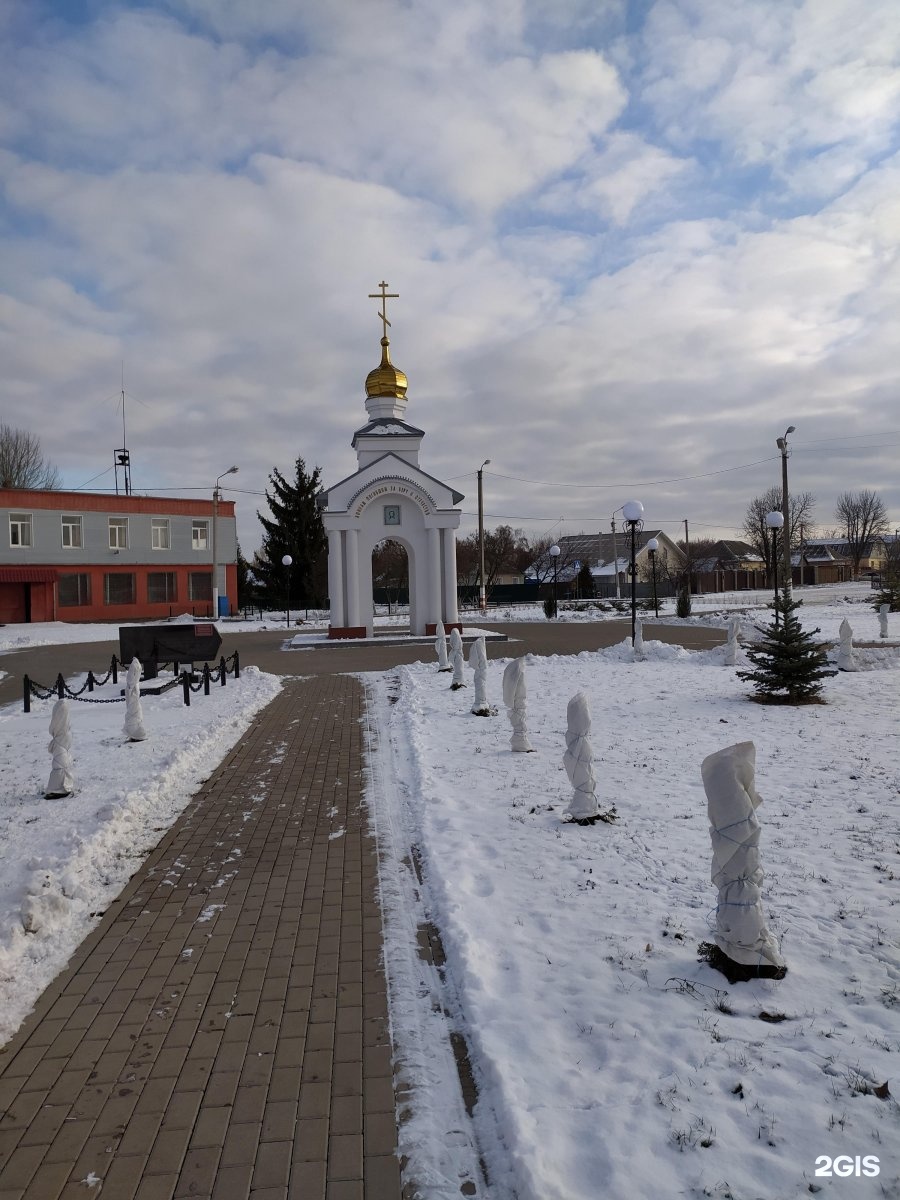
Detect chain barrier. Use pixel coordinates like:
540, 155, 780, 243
24, 650, 240, 712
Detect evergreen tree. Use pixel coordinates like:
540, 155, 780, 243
576, 562, 594, 599
737, 592, 836, 703
255, 458, 327, 610
676, 579, 692, 618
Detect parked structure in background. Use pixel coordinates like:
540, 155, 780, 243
0, 487, 237, 623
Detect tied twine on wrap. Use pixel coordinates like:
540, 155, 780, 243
123, 659, 147, 742
502, 658, 533, 752
435, 620, 451, 671
468, 636, 494, 715
46, 698, 74, 797
701, 741, 784, 970
449, 628, 466, 689
563, 691, 599, 821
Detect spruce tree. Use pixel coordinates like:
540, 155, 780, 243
737, 592, 836, 703
255, 458, 327, 610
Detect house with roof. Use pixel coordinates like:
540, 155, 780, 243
691, 540, 767, 592
797, 536, 890, 584
0, 487, 237, 623
531, 530, 684, 598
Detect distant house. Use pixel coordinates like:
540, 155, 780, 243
692, 540, 767, 592
0, 487, 237, 623
797, 536, 889, 583
530, 530, 684, 598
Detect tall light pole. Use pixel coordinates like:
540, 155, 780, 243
610, 508, 623, 599
766, 511, 784, 626
549, 543, 560, 617
622, 500, 644, 644
282, 554, 293, 629
776, 426, 795, 600
477, 458, 491, 615
212, 465, 239, 619
647, 536, 659, 619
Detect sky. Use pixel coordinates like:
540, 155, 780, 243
2, 0, 900, 557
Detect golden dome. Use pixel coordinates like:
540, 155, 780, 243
365, 337, 408, 399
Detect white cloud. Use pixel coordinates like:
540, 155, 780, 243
1, 0, 899, 553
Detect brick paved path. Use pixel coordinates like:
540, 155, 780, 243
0, 675, 401, 1200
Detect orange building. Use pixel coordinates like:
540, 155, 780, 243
0, 488, 237, 623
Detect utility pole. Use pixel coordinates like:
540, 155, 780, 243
776, 426, 795, 598
477, 459, 490, 615
683, 518, 691, 593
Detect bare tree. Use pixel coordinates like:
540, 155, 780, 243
372, 539, 409, 612
742, 487, 816, 582
0, 425, 61, 489
835, 489, 889, 577
456, 525, 531, 595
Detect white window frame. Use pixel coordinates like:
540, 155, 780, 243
192, 520, 209, 551
9, 512, 32, 548
61, 515, 83, 549
151, 518, 170, 550
108, 517, 128, 549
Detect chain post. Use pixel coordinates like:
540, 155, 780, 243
87, 670, 95, 693
203, 663, 211, 696
220, 656, 227, 686
23, 676, 30, 714
182, 671, 191, 706
56, 674, 65, 699
112, 655, 118, 685
233, 651, 240, 678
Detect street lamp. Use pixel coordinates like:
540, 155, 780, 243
766, 511, 784, 626
212, 465, 239, 619
549, 543, 560, 618
622, 500, 644, 645
647, 536, 659, 619
477, 459, 491, 615
282, 554, 293, 629
775, 426, 795, 600
610, 507, 623, 599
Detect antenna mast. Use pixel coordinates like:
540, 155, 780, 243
114, 362, 132, 495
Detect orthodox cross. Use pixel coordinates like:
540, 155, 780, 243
368, 281, 399, 338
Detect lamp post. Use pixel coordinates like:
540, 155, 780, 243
766, 511, 784, 626
775, 426, 795, 601
282, 554, 293, 629
622, 500, 644, 644
647, 537, 659, 618
610, 508, 623, 599
212, 465, 239, 619
477, 458, 491, 615
549, 543, 560, 617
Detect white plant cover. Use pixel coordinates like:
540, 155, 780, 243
435, 620, 451, 670
724, 616, 740, 666
123, 659, 147, 741
502, 659, 533, 752
46, 699, 74, 797
837, 618, 856, 671
563, 691, 599, 821
879, 603, 889, 639
449, 628, 466, 688
701, 741, 784, 969
633, 616, 644, 660
468, 637, 493, 715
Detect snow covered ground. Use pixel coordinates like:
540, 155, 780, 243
1, 592, 898, 1199
0, 664, 281, 1045
369, 622, 900, 1199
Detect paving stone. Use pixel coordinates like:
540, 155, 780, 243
0, 676, 401, 1199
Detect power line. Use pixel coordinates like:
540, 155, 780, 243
484, 455, 779, 490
